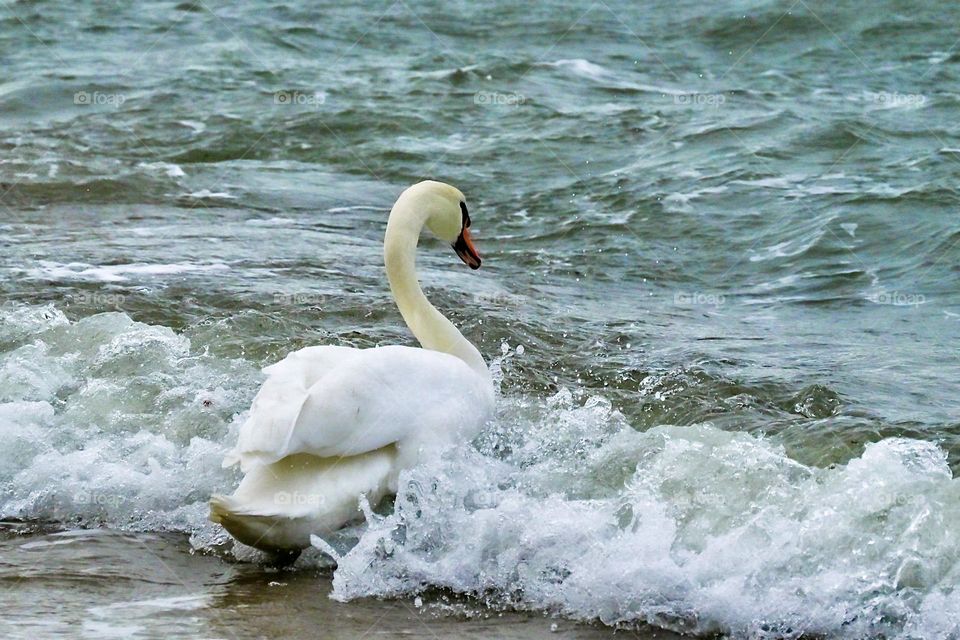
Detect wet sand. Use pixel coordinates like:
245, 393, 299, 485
0, 522, 686, 640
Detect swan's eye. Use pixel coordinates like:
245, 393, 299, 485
460, 201, 471, 228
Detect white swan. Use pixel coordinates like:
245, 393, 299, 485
209, 180, 494, 555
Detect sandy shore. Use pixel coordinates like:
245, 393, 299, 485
0, 522, 685, 640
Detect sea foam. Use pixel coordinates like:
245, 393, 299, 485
1, 304, 958, 638
332, 391, 960, 639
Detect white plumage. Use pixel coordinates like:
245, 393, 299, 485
210, 181, 494, 554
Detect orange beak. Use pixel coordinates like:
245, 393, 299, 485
452, 227, 482, 270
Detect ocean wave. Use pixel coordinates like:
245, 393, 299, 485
0, 304, 257, 539
2, 304, 957, 638
333, 392, 960, 639
14, 261, 231, 283
701, 10, 828, 43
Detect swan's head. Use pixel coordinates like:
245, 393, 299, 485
405, 180, 482, 270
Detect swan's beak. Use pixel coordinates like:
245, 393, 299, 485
453, 227, 482, 270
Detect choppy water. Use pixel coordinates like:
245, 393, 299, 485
2, 0, 959, 638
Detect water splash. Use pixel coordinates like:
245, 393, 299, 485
0, 303, 259, 539
3, 304, 958, 638
332, 391, 960, 639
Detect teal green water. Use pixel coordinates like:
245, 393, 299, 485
1, 1, 959, 638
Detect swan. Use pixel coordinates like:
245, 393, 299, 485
209, 180, 494, 556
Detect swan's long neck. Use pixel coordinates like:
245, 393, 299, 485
384, 195, 489, 381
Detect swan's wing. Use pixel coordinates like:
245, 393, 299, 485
229, 345, 492, 471
223, 345, 359, 468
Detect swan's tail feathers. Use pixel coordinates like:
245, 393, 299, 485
208, 494, 248, 524
208, 493, 313, 552
209, 449, 398, 553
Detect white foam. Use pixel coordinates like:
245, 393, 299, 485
17, 261, 230, 282
182, 189, 236, 200
90, 594, 213, 613
138, 161, 185, 178
326, 205, 382, 213
176, 120, 206, 133
332, 391, 960, 638
2, 303, 958, 638
246, 216, 296, 226
663, 186, 729, 212
545, 59, 612, 81
0, 304, 259, 540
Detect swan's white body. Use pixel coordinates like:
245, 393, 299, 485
210, 181, 494, 552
